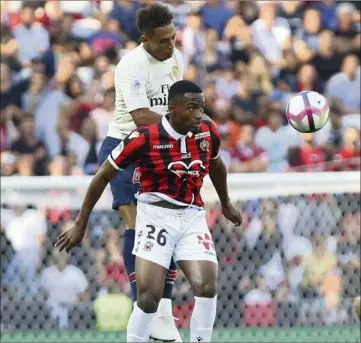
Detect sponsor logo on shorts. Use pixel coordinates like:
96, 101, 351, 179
143, 240, 153, 252
153, 144, 174, 149
197, 337, 204, 342
197, 233, 215, 251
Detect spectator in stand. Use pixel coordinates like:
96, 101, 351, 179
334, 2, 360, 55
255, 109, 300, 172
40, 250, 89, 328
89, 87, 115, 142
110, 0, 141, 42
295, 7, 322, 59
3, 200, 47, 300
181, 11, 206, 65
199, 0, 234, 37
278, 1, 305, 35
314, 0, 339, 31
297, 133, 327, 171
327, 54, 360, 114
13, 4, 50, 68
332, 128, 361, 171
310, 30, 343, 86
230, 123, 269, 173
243, 274, 276, 327
10, 113, 48, 176
251, 1, 291, 66
22, 70, 49, 114
232, 71, 262, 124
297, 63, 321, 92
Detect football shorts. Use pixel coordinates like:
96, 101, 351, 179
133, 202, 218, 268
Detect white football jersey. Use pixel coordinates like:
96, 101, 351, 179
108, 43, 184, 140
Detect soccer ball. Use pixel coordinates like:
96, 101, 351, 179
286, 91, 329, 133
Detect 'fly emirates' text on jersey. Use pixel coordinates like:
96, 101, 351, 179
108, 115, 221, 208
108, 44, 184, 140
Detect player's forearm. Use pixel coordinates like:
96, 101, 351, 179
77, 162, 117, 226
76, 174, 109, 226
209, 157, 231, 208
131, 108, 163, 127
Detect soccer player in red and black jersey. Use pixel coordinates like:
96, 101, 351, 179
56, 80, 242, 342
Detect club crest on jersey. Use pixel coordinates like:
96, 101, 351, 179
111, 141, 124, 159
200, 140, 209, 152
172, 65, 179, 79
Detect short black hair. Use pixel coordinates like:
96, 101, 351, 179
168, 80, 203, 103
137, 4, 174, 35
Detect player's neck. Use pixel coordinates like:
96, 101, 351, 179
169, 117, 189, 135
142, 43, 158, 61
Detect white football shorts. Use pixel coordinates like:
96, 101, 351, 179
133, 202, 218, 269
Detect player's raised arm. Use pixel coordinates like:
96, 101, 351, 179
55, 129, 147, 252
208, 121, 243, 226
115, 65, 163, 126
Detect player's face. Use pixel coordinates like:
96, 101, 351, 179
144, 23, 176, 61
176, 93, 205, 133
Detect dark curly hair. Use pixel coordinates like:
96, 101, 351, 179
136, 4, 174, 35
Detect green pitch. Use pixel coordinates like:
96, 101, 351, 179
1, 327, 360, 343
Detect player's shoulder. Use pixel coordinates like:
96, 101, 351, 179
200, 116, 218, 131
173, 47, 183, 61
115, 45, 149, 73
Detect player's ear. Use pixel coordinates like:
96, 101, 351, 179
168, 103, 175, 113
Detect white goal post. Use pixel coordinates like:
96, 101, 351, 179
1, 172, 359, 209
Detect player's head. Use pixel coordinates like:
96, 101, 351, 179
168, 80, 204, 134
137, 4, 176, 62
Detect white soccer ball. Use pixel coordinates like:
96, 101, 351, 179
286, 91, 329, 133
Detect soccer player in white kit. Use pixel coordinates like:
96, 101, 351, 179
96, 4, 183, 342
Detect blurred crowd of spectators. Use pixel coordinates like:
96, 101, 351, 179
1, 0, 360, 178
1, 193, 360, 329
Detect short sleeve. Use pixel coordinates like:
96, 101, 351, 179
210, 121, 221, 160
114, 61, 150, 112
108, 128, 148, 170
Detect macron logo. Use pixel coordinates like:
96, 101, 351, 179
197, 337, 203, 342
153, 144, 173, 149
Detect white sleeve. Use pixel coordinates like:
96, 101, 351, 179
114, 62, 150, 112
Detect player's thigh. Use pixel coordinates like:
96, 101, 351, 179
133, 203, 179, 271
178, 260, 218, 298
174, 208, 218, 296
135, 256, 167, 300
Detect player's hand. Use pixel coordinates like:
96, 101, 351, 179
55, 222, 86, 252
222, 203, 243, 226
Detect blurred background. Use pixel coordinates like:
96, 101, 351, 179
0, 0, 360, 342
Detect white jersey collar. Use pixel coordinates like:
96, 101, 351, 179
162, 115, 192, 140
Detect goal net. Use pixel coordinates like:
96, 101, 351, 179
1, 172, 360, 342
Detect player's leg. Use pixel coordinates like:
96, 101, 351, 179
127, 257, 167, 342
174, 208, 219, 342
128, 202, 179, 342
116, 167, 181, 341
178, 260, 218, 343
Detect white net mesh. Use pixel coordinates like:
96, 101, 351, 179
1, 172, 360, 342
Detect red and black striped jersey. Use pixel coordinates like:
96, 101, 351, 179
108, 114, 221, 208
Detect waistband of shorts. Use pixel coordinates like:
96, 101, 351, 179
138, 201, 202, 213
